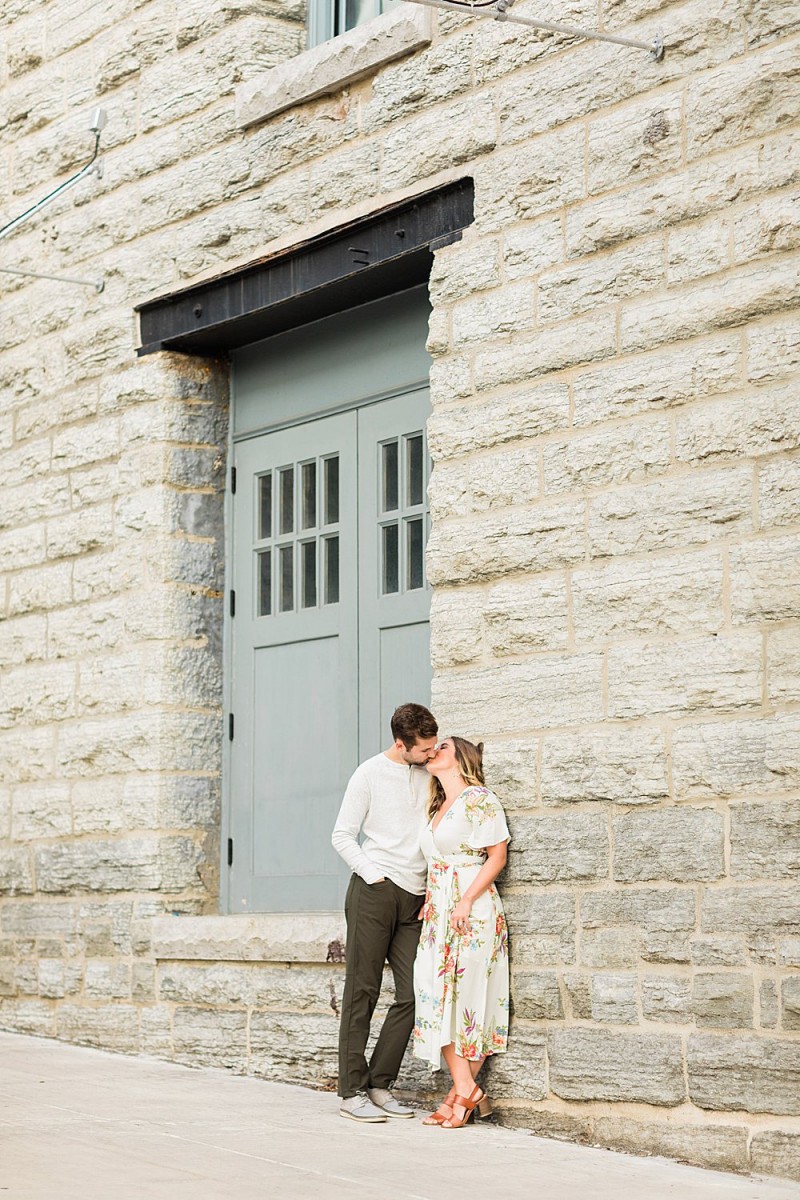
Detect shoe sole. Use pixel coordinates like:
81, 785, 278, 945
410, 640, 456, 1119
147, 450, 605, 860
380, 1110, 415, 1119
339, 1109, 387, 1122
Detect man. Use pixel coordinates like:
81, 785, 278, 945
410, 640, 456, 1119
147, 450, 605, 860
332, 702, 438, 1123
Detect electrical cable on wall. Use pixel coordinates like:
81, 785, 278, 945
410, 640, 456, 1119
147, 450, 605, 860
0, 107, 108, 292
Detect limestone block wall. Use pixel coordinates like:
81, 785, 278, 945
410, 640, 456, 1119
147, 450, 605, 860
0, 0, 799, 1183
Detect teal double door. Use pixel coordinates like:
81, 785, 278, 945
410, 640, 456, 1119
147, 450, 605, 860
226, 292, 433, 913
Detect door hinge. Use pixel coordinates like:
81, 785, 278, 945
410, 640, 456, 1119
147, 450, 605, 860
227, 837, 233, 867
228, 713, 234, 740
230, 466, 237, 493
229, 589, 236, 617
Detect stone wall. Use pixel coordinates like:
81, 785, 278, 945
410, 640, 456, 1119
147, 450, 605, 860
1, 0, 799, 1183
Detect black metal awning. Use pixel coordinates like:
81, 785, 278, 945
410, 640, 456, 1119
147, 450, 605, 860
135, 178, 474, 356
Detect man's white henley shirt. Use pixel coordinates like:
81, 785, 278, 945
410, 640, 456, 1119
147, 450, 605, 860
331, 752, 430, 895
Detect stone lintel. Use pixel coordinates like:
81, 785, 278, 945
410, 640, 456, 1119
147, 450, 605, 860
151, 914, 346, 965
235, 7, 433, 129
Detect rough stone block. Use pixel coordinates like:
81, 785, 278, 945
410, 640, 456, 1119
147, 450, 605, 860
563, 971, 592, 1019
543, 418, 670, 496
702, 886, 800, 936
502, 892, 575, 965
0, 1000, 55, 1037
607, 633, 762, 720
760, 979, 779, 1029
733, 191, 800, 266
0, 849, 34, 896
249, 1012, 338, 1087
750, 1131, 800, 1182
748, 308, 800, 384
482, 738, 538, 810
686, 41, 800, 160
767, 627, 800, 704
428, 382, 570, 459
428, 236, 502, 306
158, 962, 341, 1011
613, 809, 725, 883
474, 311, 616, 391
691, 972, 754, 1028
641, 976, 692, 1023
572, 550, 724, 641
667, 217, 730, 285
11, 783, 71, 840
782, 977, 800, 1030
690, 937, 746, 967
56, 1003, 140, 1053
481, 577, 568, 657
451, 281, 534, 349
676, 382, 800, 466
572, 333, 742, 427
673, 713, 800, 800
479, 126, 585, 231
430, 445, 540, 520
505, 812, 608, 884
587, 467, 752, 558
503, 215, 563, 280
480, 1026, 547, 1099
0, 614, 48, 668
510, 971, 563, 1020
432, 652, 603, 733
593, 1115, 749, 1175
172, 1006, 247, 1072
590, 972, 638, 1024
587, 90, 683, 195
549, 1028, 684, 1104
581, 887, 696, 933
730, 799, 800, 880
580, 928, 641, 969
84, 961, 132, 1000
541, 727, 668, 806
688, 1033, 800, 1113
760, 456, 800, 530
35, 837, 203, 894
731, 533, 800, 623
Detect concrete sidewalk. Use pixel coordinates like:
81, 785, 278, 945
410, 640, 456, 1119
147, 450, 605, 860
0, 1032, 797, 1200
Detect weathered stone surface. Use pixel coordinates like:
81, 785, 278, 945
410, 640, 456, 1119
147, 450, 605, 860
549, 1029, 684, 1104
580, 927, 641, 970
433, 652, 604, 734
158, 962, 342, 1011
428, 382, 570, 458
541, 728, 668, 806
667, 217, 730, 286
428, 500, 586, 586
748, 307, 800, 384
767, 628, 800, 703
572, 333, 742, 427
590, 972, 638, 1024
731, 533, 800, 623
506, 813, 608, 884
702, 887, 800, 936
593, 1116, 749, 1175
673, 713, 800, 800
730, 799, 800, 880
572, 550, 724, 642
35, 838, 203, 894
481, 1025, 547, 1100
151, 914, 346, 964
691, 972, 754, 1029
760, 979, 779, 1029
451, 281, 534, 350
430, 445, 540, 519
501, 892, 575, 965
782, 977, 800, 1031
613, 809, 725, 883
172, 1006, 247, 1071
641, 976, 692, 1023
581, 887, 696, 933
543, 418, 670, 496
0, 849, 34, 896
236, 7, 431, 125
481, 577, 569, 657
474, 311, 616, 389
760, 455, 800, 529
249, 1011, 338, 1087
56, 1004, 140, 1053
511, 971, 563, 1020
690, 937, 746, 967
751, 1131, 800, 1182
84, 961, 132, 1000
588, 468, 752, 558
481, 738, 538, 810
11, 783, 71, 840
688, 1034, 800, 1113
539, 239, 664, 325
587, 90, 683, 195
608, 633, 762, 719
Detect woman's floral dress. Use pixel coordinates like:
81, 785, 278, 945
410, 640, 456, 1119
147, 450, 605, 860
412, 786, 510, 1067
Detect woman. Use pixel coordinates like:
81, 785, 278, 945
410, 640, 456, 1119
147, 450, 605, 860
412, 736, 510, 1128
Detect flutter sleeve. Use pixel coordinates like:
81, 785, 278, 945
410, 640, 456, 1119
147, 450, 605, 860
464, 787, 511, 850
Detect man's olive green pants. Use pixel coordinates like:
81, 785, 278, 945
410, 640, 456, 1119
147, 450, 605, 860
337, 874, 425, 1099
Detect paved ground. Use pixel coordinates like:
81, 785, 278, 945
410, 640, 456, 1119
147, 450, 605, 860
1, 1032, 798, 1200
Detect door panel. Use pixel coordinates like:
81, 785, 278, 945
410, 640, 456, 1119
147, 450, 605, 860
357, 390, 432, 763
229, 412, 358, 913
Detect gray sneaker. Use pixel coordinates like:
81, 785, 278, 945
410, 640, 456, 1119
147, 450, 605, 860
367, 1087, 416, 1118
340, 1091, 388, 1122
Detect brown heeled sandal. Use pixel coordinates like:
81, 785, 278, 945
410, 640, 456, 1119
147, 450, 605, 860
422, 1087, 457, 1125
441, 1085, 492, 1128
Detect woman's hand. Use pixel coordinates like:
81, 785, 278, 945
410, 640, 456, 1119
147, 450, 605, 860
450, 896, 473, 935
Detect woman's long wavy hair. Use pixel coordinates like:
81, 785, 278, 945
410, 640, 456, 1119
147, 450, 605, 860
428, 736, 485, 818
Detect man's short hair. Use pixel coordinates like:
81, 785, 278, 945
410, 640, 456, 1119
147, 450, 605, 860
391, 703, 438, 748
